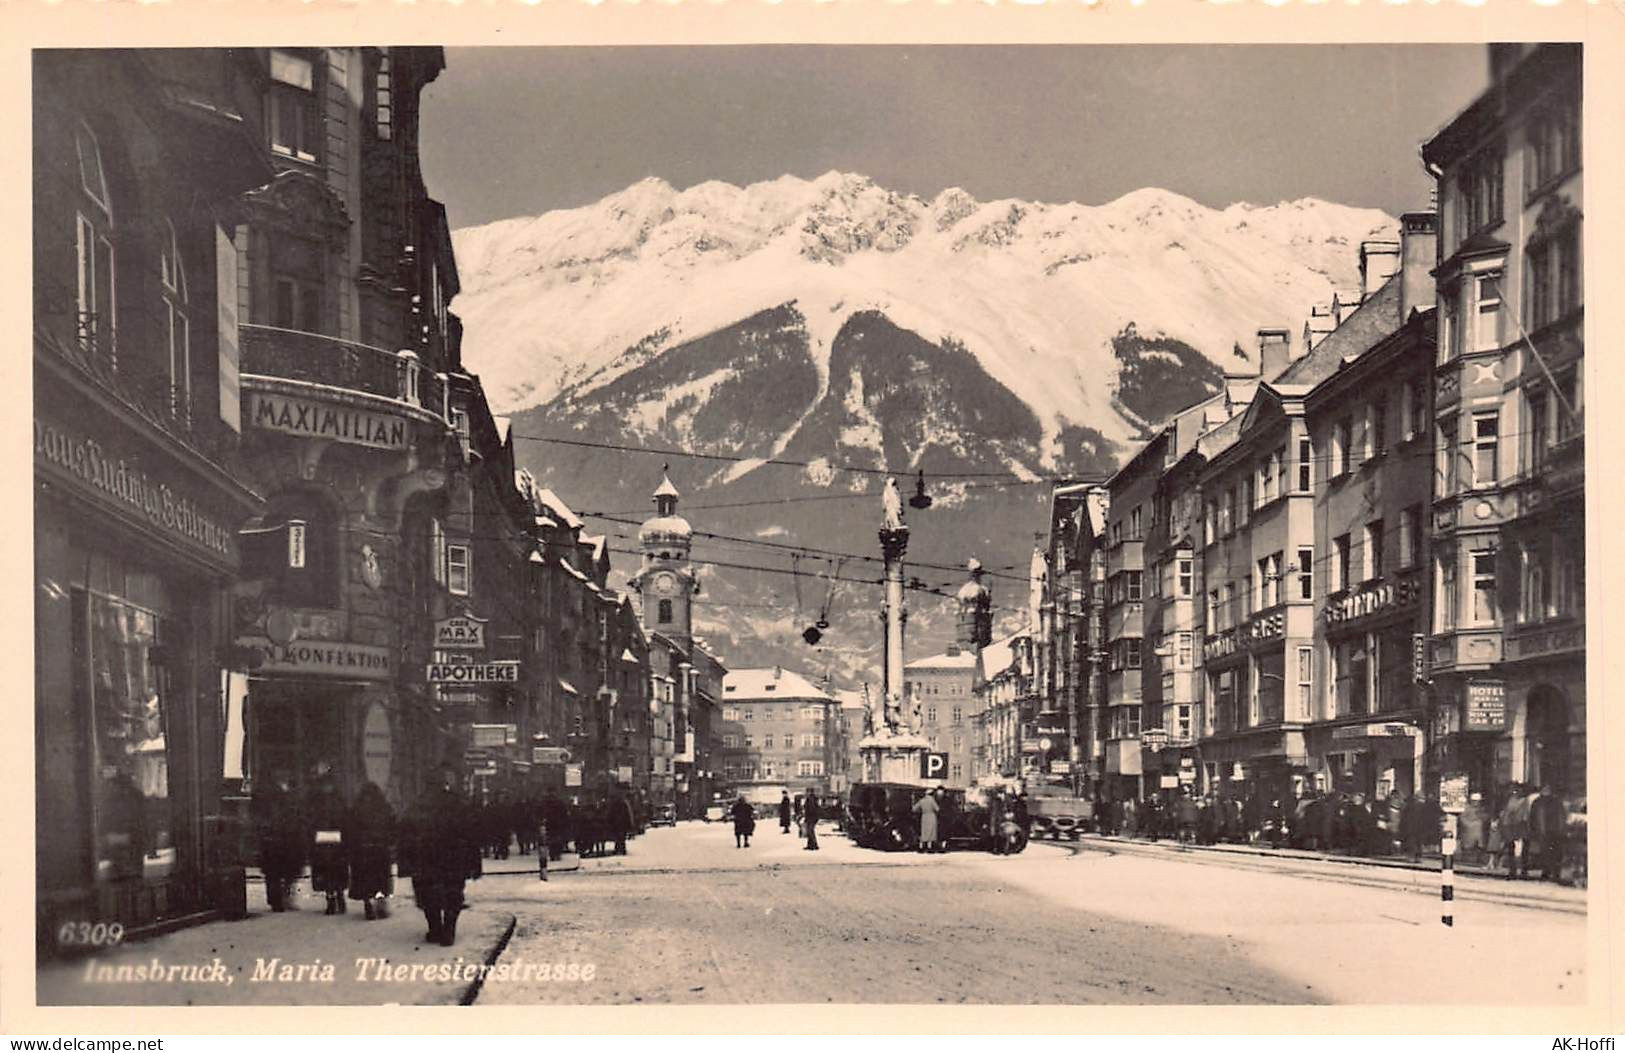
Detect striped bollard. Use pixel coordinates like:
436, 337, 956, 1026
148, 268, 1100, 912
1441, 813, 1457, 927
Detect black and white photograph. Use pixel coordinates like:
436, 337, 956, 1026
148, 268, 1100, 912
11, 14, 1619, 1033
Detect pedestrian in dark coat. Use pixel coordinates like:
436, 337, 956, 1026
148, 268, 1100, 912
305, 769, 349, 914
778, 791, 793, 834
1399, 792, 1426, 861
1013, 792, 1032, 840
1196, 796, 1218, 845
730, 797, 755, 848
254, 770, 305, 912
803, 793, 821, 851
542, 793, 569, 861
988, 791, 1007, 853
608, 793, 634, 856
1529, 785, 1566, 882
1459, 793, 1489, 865
344, 781, 396, 919
1175, 793, 1199, 843
403, 766, 482, 946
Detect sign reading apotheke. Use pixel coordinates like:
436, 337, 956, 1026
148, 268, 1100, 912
238, 636, 392, 680
249, 392, 411, 450
427, 661, 520, 685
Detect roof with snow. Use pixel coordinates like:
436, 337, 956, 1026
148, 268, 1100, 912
653, 473, 680, 500
723, 667, 832, 702
906, 649, 978, 671
981, 633, 1021, 678
534, 488, 583, 531
1274, 278, 1402, 389
582, 534, 607, 562
640, 515, 692, 541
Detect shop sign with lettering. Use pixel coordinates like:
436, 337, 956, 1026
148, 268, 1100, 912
237, 636, 392, 680
35, 416, 237, 563
471, 724, 515, 748
1244, 610, 1285, 645
1464, 679, 1508, 731
434, 613, 488, 650
426, 661, 520, 685
1203, 628, 1239, 662
1326, 575, 1420, 626
248, 392, 411, 450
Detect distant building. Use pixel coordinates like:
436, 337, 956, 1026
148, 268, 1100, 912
720, 667, 840, 798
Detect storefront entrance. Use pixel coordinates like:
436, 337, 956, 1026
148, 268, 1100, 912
248, 680, 353, 800
1525, 684, 1574, 795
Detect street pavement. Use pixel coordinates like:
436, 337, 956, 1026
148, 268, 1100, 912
470, 821, 1586, 1006
32, 821, 1587, 1006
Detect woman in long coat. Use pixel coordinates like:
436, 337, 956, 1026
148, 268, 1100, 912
253, 770, 305, 912
403, 766, 483, 946
730, 796, 756, 848
912, 789, 941, 853
344, 781, 396, 919
306, 769, 350, 915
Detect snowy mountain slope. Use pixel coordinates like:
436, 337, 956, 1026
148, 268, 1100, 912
452, 172, 1394, 450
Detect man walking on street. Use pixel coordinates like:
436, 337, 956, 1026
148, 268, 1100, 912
403, 764, 482, 947
609, 791, 634, 856
779, 790, 793, 835
803, 793, 820, 851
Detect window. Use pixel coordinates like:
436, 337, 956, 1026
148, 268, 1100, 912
1207, 589, 1221, 631
446, 543, 470, 595
1438, 416, 1461, 495
269, 50, 320, 162
743, 734, 754, 749
1525, 221, 1582, 331
797, 760, 826, 778
374, 47, 393, 140
723, 733, 739, 749
158, 219, 190, 422
1403, 379, 1425, 442
742, 708, 754, 721
1456, 146, 1504, 237
428, 517, 446, 586
1405, 507, 1425, 570
1439, 296, 1459, 365
1297, 437, 1313, 492
1177, 632, 1193, 668
1333, 419, 1353, 477
1126, 571, 1142, 602
1221, 582, 1236, 630
1220, 489, 1234, 536
1238, 479, 1252, 525
1297, 547, 1314, 601
1363, 521, 1384, 581
1125, 638, 1141, 669
1110, 521, 1122, 547
1331, 535, 1351, 594
1526, 91, 1580, 194
1275, 447, 1288, 499
1436, 552, 1458, 632
1472, 412, 1499, 487
1333, 637, 1369, 717
1176, 556, 1193, 598
1554, 368, 1582, 445
1369, 399, 1387, 460
1258, 459, 1273, 506
1295, 646, 1313, 721
951, 705, 962, 722
657, 599, 673, 624
1204, 501, 1218, 546
1528, 386, 1551, 473
952, 734, 962, 751
1129, 506, 1142, 540
1254, 557, 1269, 612
1111, 706, 1142, 740
1173, 704, 1194, 742
73, 124, 116, 363
1471, 550, 1498, 625
951, 763, 963, 781
1474, 274, 1502, 353
763, 734, 774, 750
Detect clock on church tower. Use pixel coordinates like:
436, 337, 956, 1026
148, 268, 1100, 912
635, 470, 696, 646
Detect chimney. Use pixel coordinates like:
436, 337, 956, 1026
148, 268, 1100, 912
1258, 327, 1293, 380
1358, 241, 1402, 303
1398, 211, 1438, 320
773, 665, 782, 681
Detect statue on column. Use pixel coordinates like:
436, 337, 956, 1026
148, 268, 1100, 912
881, 476, 905, 531
861, 683, 877, 738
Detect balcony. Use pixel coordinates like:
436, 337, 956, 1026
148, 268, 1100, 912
240, 324, 449, 430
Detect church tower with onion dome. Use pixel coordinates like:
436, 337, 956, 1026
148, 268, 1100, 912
632, 468, 698, 648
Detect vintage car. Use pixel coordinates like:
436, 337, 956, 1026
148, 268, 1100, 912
845, 782, 1027, 854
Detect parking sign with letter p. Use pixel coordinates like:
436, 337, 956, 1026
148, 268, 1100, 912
921, 751, 948, 780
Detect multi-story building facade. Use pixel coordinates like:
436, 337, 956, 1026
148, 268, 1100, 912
1102, 459, 1155, 799
1302, 220, 1437, 801
1422, 43, 1584, 807
34, 49, 273, 943
976, 631, 1032, 782
1034, 484, 1109, 797
719, 668, 841, 797
903, 647, 978, 788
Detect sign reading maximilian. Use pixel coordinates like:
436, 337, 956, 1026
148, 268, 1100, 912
249, 392, 411, 450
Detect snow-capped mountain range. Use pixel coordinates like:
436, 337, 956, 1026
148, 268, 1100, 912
449, 172, 1397, 683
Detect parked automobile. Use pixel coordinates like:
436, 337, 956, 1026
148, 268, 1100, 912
649, 804, 677, 827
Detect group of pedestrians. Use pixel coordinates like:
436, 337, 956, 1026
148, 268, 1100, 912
1088, 782, 1580, 883
253, 763, 481, 945
729, 792, 823, 850
477, 792, 637, 861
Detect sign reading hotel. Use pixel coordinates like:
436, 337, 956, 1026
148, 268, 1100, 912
249, 392, 411, 450
427, 661, 520, 685
1465, 680, 1508, 731
433, 613, 488, 650
237, 636, 392, 680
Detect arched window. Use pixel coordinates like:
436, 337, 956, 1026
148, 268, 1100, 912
73, 122, 116, 363
159, 219, 190, 422
658, 599, 673, 624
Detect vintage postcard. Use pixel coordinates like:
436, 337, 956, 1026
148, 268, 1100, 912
3, 0, 1620, 1037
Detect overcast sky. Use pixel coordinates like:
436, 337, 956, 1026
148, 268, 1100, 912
420, 44, 1487, 232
